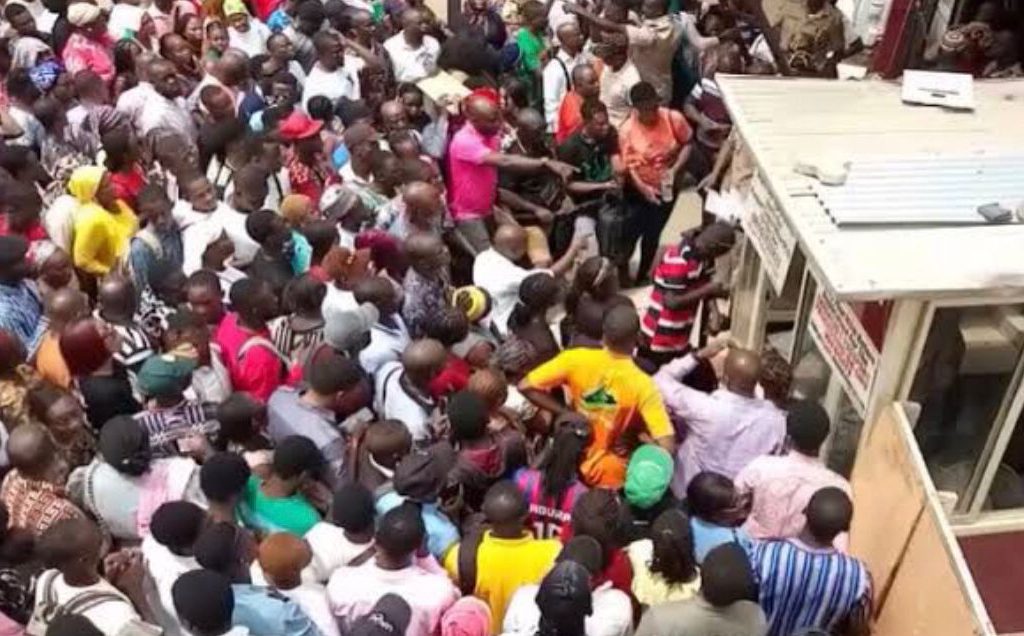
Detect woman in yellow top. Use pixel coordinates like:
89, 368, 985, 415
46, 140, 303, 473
69, 166, 138, 276
627, 508, 702, 606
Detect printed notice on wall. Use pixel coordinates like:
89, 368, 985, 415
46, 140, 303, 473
742, 174, 797, 295
808, 287, 880, 415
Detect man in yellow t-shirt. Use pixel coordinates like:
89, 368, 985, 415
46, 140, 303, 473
519, 304, 676, 488
444, 482, 563, 633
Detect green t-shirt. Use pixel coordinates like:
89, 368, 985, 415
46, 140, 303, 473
237, 475, 321, 536
516, 28, 545, 73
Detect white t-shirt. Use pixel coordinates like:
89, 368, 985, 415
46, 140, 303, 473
373, 361, 433, 442
501, 581, 634, 636
35, 571, 143, 636
359, 317, 411, 377
305, 522, 376, 583
141, 535, 199, 636
322, 285, 358, 323
302, 63, 360, 110
281, 583, 341, 636
327, 561, 459, 636
382, 33, 440, 83
472, 248, 541, 336
213, 205, 261, 267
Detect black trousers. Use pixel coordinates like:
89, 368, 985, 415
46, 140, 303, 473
624, 186, 673, 282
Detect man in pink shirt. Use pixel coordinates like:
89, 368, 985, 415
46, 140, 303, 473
327, 503, 460, 636
214, 277, 287, 402
447, 95, 576, 253
735, 400, 852, 548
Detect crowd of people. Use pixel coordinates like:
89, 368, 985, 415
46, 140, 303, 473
0, 0, 887, 633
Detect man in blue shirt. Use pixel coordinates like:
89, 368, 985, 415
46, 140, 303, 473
0, 236, 45, 356
193, 522, 320, 636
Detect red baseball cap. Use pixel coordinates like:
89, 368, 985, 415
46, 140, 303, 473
278, 111, 324, 141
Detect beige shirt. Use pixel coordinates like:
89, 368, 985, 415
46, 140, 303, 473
600, 60, 642, 128
625, 15, 683, 102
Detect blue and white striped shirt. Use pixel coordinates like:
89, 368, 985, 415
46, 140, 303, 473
750, 539, 872, 636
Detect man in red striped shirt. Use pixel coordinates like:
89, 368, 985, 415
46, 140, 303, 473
640, 222, 734, 366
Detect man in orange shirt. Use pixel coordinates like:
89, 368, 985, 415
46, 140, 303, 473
519, 304, 675, 488
555, 63, 601, 145
35, 288, 89, 389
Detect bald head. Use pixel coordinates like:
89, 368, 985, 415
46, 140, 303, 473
724, 348, 761, 396
494, 224, 527, 261
603, 305, 640, 353
555, 21, 583, 54
98, 275, 137, 321
466, 96, 501, 136
8, 424, 60, 481
403, 181, 441, 222
380, 100, 405, 120
514, 108, 545, 134
217, 49, 250, 85
402, 339, 446, 386
46, 288, 88, 328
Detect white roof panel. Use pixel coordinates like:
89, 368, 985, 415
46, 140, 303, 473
717, 76, 1024, 301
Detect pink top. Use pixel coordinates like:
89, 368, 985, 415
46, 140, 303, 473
327, 561, 460, 636
62, 32, 116, 84
735, 450, 852, 550
446, 122, 499, 222
214, 312, 284, 403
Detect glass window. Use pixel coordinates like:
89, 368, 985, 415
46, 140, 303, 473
913, 305, 1024, 511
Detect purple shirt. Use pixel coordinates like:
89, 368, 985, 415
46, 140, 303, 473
654, 354, 786, 497
447, 122, 499, 222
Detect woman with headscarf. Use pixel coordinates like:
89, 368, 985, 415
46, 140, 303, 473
62, 2, 116, 83
441, 596, 492, 636
59, 317, 141, 431
535, 561, 593, 636
66, 414, 203, 542
224, 0, 270, 56
68, 165, 138, 277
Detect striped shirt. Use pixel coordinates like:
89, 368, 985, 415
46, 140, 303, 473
750, 538, 872, 636
642, 241, 711, 353
133, 400, 219, 457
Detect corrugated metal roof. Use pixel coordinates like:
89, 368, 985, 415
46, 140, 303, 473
717, 76, 1024, 301
815, 155, 1024, 226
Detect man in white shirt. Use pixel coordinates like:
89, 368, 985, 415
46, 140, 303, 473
472, 224, 581, 336
542, 22, 587, 132
355, 276, 411, 377
593, 34, 642, 128
383, 8, 440, 83
502, 536, 633, 636
373, 339, 445, 444
36, 518, 159, 636
328, 504, 459, 636
303, 31, 360, 110
258, 533, 341, 636
139, 59, 196, 141
143, 501, 206, 636
216, 163, 267, 268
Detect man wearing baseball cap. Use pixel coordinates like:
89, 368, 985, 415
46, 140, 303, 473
622, 444, 680, 539
134, 353, 220, 458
